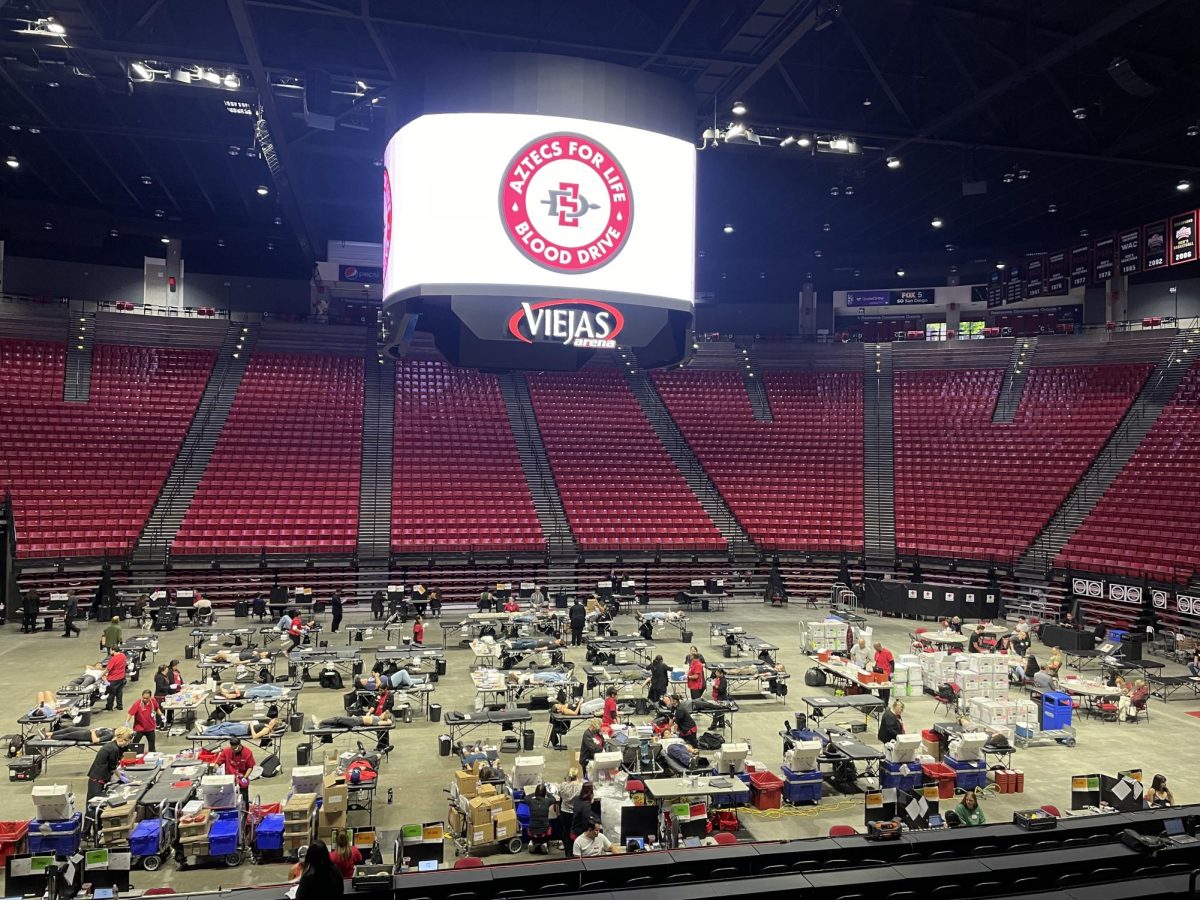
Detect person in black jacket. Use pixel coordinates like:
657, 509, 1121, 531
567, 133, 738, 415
153, 663, 175, 725
330, 593, 343, 633
568, 598, 587, 646
645, 655, 669, 704
62, 595, 81, 638
578, 720, 604, 772
295, 840, 344, 900
87, 728, 134, 800
21, 590, 39, 634
877, 700, 905, 744
370, 590, 385, 621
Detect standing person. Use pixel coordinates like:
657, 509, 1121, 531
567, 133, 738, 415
126, 689, 163, 752
525, 783, 558, 854
645, 654, 669, 704
601, 687, 619, 735
153, 664, 176, 726
478, 588, 493, 613
578, 720, 605, 774
530, 586, 546, 609
411, 615, 424, 647
558, 767, 583, 855
850, 637, 872, 669
295, 840, 345, 900
21, 589, 39, 634
329, 829, 362, 877
370, 590, 385, 621
873, 642, 895, 705
62, 594, 81, 638
330, 593, 343, 634
104, 650, 128, 711
102, 616, 122, 655
569, 783, 597, 850
877, 700, 905, 744
214, 737, 256, 809
710, 669, 729, 729
428, 589, 442, 618
86, 728, 134, 800
686, 652, 705, 700
568, 598, 586, 647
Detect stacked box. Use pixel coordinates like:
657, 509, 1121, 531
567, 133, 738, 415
465, 791, 515, 848
100, 800, 139, 847
968, 698, 1014, 727
1011, 698, 1038, 729
283, 793, 316, 853
803, 621, 846, 653
317, 775, 348, 843
944, 755, 988, 791
781, 766, 822, 805
178, 807, 210, 855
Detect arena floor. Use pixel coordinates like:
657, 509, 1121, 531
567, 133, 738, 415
0, 600, 1192, 891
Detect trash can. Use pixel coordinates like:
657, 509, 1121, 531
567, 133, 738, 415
681, 630, 693, 643
234, 601, 248, 618
289, 712, 304, 733
429, 703, 442, 723
438, 734, 451, 757
723, 644, 734, 659
436, 658, 447, 677
296, 743, 312, 767
184, 645, 195, 660
523, 729, 535, 752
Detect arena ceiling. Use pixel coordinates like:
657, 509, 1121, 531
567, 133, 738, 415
0, 0, 1198, 297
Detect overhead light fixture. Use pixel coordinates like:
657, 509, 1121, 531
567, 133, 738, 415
886, 156, 901, 169
930, 216, 944, 229
853, 269, 861, 277
141, 175, 152, 185
171, 68, 193, 84
725, 122, 746, 138
273, 216, 282, 225
944, 243, 956, 252
731, 100, 746, 116
42, 221, 52, 231
1003, 170, 1015, 184
1188, 124, 1199, 138
109, 229, 118, 237
256, 185, 269, 196
844, 185, 855, 196
223, 72, 241, 89
862, 97, 872, 107
202, 69, 221, 85
797, 135, 812, 148
1072, 107, 1088, 120
822, 223, 832, 232
43, 17, 66, 35
829, 186, 840, 196
267, 241, 275, 250
217, 239, 226, 248
895, 268, 906, 277
355, 80, 368, 91
228, 145, 240, 156
160, 236, 170, 244
813, 249, 823, 258
1079, 228, 1089, 237
130, 61, 152, 82
27, 127, 40, 134
996, 262, 1006, 270
4, 156, 18, 169
371, 96, 380, 105
722, 224, 735, 234
780, 136, 796, 147
818, 136, 860, 154
1047, 203, 1058, 213
1017, 168, 1031, 180
1177, 178, 1192, 192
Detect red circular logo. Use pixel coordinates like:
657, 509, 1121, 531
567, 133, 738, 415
500, 132, 633, 273
382, 167, 393, 284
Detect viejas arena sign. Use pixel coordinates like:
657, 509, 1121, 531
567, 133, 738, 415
507, 299, 624, 349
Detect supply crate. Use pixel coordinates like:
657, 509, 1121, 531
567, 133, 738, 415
749, 771, 785, 811
881, 761, 924, 792
0, 821, 29, 866
208, 810, 240, 857
27, 814, 82, 856
920, 763, 957, 801
255, 814, 285, 853
781, 766, 823, 806
130, 819, 162, 858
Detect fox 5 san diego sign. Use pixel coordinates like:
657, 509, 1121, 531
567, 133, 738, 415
382, 113, 695, 318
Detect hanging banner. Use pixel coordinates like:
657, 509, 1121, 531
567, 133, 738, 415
1171, 210, 1197, 265
1144, 220, 1168, 270
1046, 250, 1067, 294
1004, 264, 1024, 304
986, 270, 1003, 308
1093, 235, 1116, 283
1069, 244, 1091, 288
1118, 227, 1142, 276
1024, 254, 1046, 298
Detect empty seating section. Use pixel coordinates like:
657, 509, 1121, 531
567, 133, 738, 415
1059, 360, 1200, 583
173, 353, 362, 555
654, 370, 864, 551
392, 360, 543, 552
894, 364, 1149, 561
527, 370, 724, 550
0, 339, 213, 558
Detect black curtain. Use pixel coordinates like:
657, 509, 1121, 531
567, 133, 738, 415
1, 492, 14, 625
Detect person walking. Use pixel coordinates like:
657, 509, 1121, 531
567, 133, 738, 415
645, 654, 669, 705
102, 616, 122, 655
568, 597, 586, 647
104, 650, 128, 711
873, 641, 895, 705
62, 594, 81, 638
330, 592, 343, 633
126, 689, 163, 752
412, 615, 425, 646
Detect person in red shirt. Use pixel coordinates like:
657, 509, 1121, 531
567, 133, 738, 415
330, 829, 362, 878
412, 616, 424, 646
126, 689, 163, 752
873, 641, 896, 705
601, 687, 619, 735
503, 598, 520, 613
214, 737, 256, 809
104, 651, 128, 711
686, 653, 705, 700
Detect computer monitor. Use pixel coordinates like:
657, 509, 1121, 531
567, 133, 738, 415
625, 836, 645, 850
620, 805, 659, 840
1165, 818, 1185, 836
417, 859, 439, 872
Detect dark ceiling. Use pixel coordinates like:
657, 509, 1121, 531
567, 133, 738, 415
0, 0, 1198, 299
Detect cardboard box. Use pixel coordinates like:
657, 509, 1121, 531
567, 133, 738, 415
470, 821, 494, 846
102, 801, 137, 822
468, 797, 494, 825
454, 770, 477, 798
490, 795, 514, 813
493, 809, 518, 841
323, 782, 348, 815
478, 783, 497, 798
448, 805, 466, 834
285, 793, 318, 820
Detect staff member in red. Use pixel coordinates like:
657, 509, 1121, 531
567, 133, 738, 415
214, 737, 256, 809
411, 615, 424, 647
104, 650, 128, 711
126, 689, 163, 752
873, 641, 896, 705
601, 687, 619, 735
686, 652, 705, 700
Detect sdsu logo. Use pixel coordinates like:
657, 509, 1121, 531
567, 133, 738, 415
507, 299, 624, 349
500, 133, 633, 273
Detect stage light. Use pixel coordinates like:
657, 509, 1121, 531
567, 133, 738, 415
1002, 171, 1015, 184
725, 122, 746, 138
4, 156, 18, 169
996, 262, 1006, 269
886, 156, 901, 169
930, 216, 943, 229
172, 68, 193, 84
130, 62, 152, 81
844, 185, 854, 196
267, 241, 275, 250
141, 175, 152, 185
356, 80, 368, 91
45, 18, 65, 35
944, 243, 955, 251
223, 72, 241, 89
42, 221, 52, 230
109, 229, 118, 237
722, 224, 734, 234
1047, 203, 1057, 213
780, 136, 796, 147
160, 236, 170, 243
895, 268, 905, 277
217, 239, 226, 248
273, 216, 282, 225
731, 100, 746, 116
202, 69, 221, 85
1017, 168, 1030, 180
1177, 179, 1192, 192
256, 185, 269, 196
1188, 124, 1199, 138
1079, 228, 1089, 237
823, 223, 831, 232
829, 186, 839, 196
862, 97, 872, 107
1072, 107, 1088, 120
154, 209, 164, 218
797, 135, 812, 148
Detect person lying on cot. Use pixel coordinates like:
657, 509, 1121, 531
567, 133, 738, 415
198, 718, 281, 740
41, 726, 115, 743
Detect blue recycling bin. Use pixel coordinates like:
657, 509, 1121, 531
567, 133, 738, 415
1041, 691, 1073, 730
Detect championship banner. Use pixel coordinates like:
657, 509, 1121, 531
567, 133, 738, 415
1046, 250, 1067, 294
1024, 254, 1046, 298
1144, 220, 1168, 270
1171, 210, 1197, 265
1093, 235, 1116, 283
1004, 264, 1024, 304
1072, 577, 1103, 597
1069, 244, 1091, 288
1118, 227, 1142, 276
986, 270, 1003, 308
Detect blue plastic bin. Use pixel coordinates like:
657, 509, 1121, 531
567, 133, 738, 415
781, 766, 823, 805
27, 814, 82, 856
254, 814, 284, 853
1041, 691, 1073, 730
208, 810, 240, 857
881, 761, 924, 791
130, 819, 162, 857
